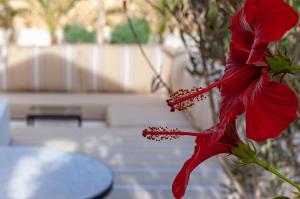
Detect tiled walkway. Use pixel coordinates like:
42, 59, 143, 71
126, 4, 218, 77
11, 123, 228, 199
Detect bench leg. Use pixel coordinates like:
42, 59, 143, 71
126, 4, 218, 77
27, 117, 35, 126
78, 117, 82, 127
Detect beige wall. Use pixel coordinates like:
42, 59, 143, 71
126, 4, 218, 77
0, 44, 172, 93
170, 52, 214, 130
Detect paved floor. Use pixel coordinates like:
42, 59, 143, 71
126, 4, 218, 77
11, 120, 228, 199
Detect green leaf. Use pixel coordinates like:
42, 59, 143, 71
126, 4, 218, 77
273, 196, 290, 199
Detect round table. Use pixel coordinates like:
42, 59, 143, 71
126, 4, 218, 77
0, 147, 113, 199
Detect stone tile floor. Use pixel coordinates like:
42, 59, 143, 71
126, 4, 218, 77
11, 120, 228, 199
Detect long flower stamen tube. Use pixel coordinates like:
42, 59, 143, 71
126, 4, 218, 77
166, 66, 255, 112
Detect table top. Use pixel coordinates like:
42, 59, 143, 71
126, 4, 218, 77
0, 147, 113, 199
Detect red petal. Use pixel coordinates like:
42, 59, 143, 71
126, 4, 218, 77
246, 41, 268, 65
219, 120, 240, 146
227, 46, 251, 67
172, 135, 231, 199
228, 11, 254, 60
244, 70, 298, 141
228, 10, 256, 65
244, 0, 298, 64
219, 66, 260, 134
245, 0, 298, 41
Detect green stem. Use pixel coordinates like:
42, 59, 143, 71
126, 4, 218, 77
253, 158, 300, 192
288, 66, 300, 71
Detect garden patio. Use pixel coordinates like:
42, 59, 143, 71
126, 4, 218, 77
0, 0, 299, 199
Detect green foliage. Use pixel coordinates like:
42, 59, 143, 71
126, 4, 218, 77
289, 0, 300, 13
63, 23, 96, 44
156, 0, 179, 43
110, 18, 150, 44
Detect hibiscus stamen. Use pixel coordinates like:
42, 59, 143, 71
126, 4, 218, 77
167, 66, 253, 112
167, 81, 222, 112
166, 87, 208, 112
143, 127, 199, 141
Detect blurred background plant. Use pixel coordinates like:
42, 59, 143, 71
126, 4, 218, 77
26, 0, 79, 44
0, 0, 22, 29
63, 23, 96, 43
284, 0, 300, 64
153, 0, 178, 44
0, 0, 26, 43
111, 17, 150, 44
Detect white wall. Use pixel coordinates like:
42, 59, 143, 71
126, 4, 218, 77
14, 29, 63, 46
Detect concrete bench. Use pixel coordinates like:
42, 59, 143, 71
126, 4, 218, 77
0, 93, 191, 128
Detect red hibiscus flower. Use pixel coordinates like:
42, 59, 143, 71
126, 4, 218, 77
167, 0, 299, 141
143, 120, 243, 199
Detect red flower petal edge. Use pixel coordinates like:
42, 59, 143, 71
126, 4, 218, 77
243, 69, 299, 141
